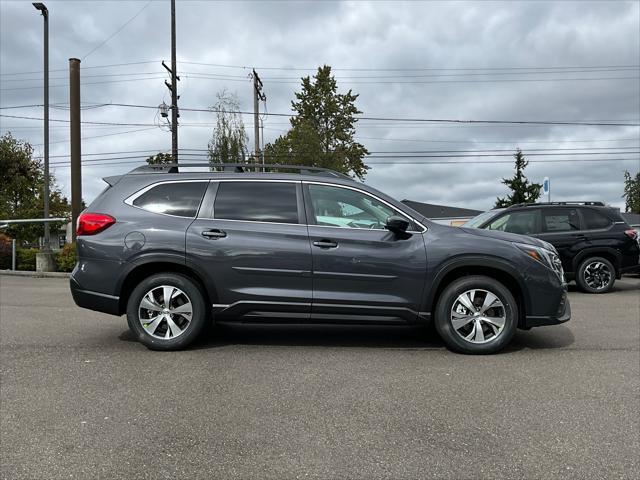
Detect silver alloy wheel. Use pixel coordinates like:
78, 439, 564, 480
583, 261, 613, 290
450, 289, 506, 344
138, 285, 193, 339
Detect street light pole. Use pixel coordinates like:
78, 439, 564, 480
33, 2, 50, 253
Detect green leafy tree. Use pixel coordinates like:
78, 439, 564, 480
495, 149, 542, 208
0, 132, 70, 242
208, 89, 248, 164
146, 152, 174, 165
264, 65, 369, 179
623, 170, 640, 214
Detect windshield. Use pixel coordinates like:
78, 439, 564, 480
463, 209, 504, 228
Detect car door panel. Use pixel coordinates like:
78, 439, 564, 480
304, 183, 428, 323
186, 181, 313, 319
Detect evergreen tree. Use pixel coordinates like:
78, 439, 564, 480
264, 66, 368, 179
623, 170, 640, 214
495, 149, 542, 208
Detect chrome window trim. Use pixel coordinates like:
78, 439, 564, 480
123, 179, 210, 219
123, 177, 427, 232
303, 180, 427, 233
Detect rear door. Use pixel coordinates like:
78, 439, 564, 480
304, 182, 428, 323
536, 207, 584, 272
186, 180, 313, 320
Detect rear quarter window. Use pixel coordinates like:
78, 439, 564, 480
581, 209, 612, 230
131, 181, 208, 217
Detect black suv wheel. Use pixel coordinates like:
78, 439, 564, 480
435, 276, 518, 354
126, 273, 208, 350
576, 256, 616, 294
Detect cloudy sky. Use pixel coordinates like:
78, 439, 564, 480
1, 0, 639, 211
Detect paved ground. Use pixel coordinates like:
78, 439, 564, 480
1, 275, 638, 479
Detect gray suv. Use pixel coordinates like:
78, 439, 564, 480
70, 164, 570, 354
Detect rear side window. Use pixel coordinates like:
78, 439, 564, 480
132, 182, 207, 217
214, 182, 299, 224
581, 208, 612, 230
487, 210, 539, 235
542, 208, 580, 232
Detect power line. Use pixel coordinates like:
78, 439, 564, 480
47, 157, 640, 169
81, 1, 153, 60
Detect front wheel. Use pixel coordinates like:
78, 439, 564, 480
126, 273, 208, 350
576, 257, 615, 293
435, 276, 518, 354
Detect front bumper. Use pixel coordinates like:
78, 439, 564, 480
524, 291, 571, 328
70, 276, 121, 315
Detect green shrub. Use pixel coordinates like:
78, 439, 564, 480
56, 242, 77, 272
16, 248, 39, 271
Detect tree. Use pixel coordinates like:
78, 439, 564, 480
623, 170, 640, 214
0, 132, 70, 242
146, 152, 174, 165
494, 150, 542, 208
208, 89, 248, 164
264, 65, 369, 180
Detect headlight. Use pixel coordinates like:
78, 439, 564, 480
513, 242, 565, 281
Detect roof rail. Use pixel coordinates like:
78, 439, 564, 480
129, 163, 352, 179
512, 201, 606, 207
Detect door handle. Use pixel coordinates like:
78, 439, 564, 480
202, 229, 227, 239
313, 240, 338, 248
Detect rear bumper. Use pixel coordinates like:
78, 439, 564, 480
70, 276, 120, 316
525, 292, 571, 328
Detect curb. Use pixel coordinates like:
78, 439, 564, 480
0, 270, 71, 278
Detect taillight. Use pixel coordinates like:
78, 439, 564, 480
624, 229, 638, 241
77, 212, 116, 236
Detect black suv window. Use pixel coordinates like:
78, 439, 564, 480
581, 208, 612, 230
487, 210, 539, 235
214, 182, 299, 224
132, 181, 207, 217
542, 208, 580, 232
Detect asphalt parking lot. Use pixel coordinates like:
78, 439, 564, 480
1, 275, 638, 479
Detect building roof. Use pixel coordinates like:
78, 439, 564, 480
621, 212, 640, 226
402, 200, 483, 219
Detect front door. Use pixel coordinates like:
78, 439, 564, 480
304, 182, 428, 323
186, 180, 313, 320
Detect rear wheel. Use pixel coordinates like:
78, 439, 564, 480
126, 273, 208, 350
435, 276, 518, 354
576, 257, 615, 293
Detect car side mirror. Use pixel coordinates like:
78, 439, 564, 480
385, 216, 410, 234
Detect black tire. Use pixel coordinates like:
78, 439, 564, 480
434, 275, 518, 355
576, 256, 616, 294
126, 273, 208, 350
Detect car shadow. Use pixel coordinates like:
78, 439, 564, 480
119, 321, 575, 352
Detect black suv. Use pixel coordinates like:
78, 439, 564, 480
465, 202, 640, 293
70, 164, 570, 354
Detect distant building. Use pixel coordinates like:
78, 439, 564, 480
402, 200, 483, 226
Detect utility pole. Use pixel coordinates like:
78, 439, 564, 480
33, 3, 50, 252
69, 58, 82, 241
252, 69, 266, 164
33, 2, 55, 271
162, 0, 180, 163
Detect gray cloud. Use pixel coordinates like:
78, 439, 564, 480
1, 0, 638, 210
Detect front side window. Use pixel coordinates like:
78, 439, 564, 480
132, 182, 207, 217
214, 182, 299, 224
308, 184, 404, 230
543, 208, 580, 232
487, 210, 539, 235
